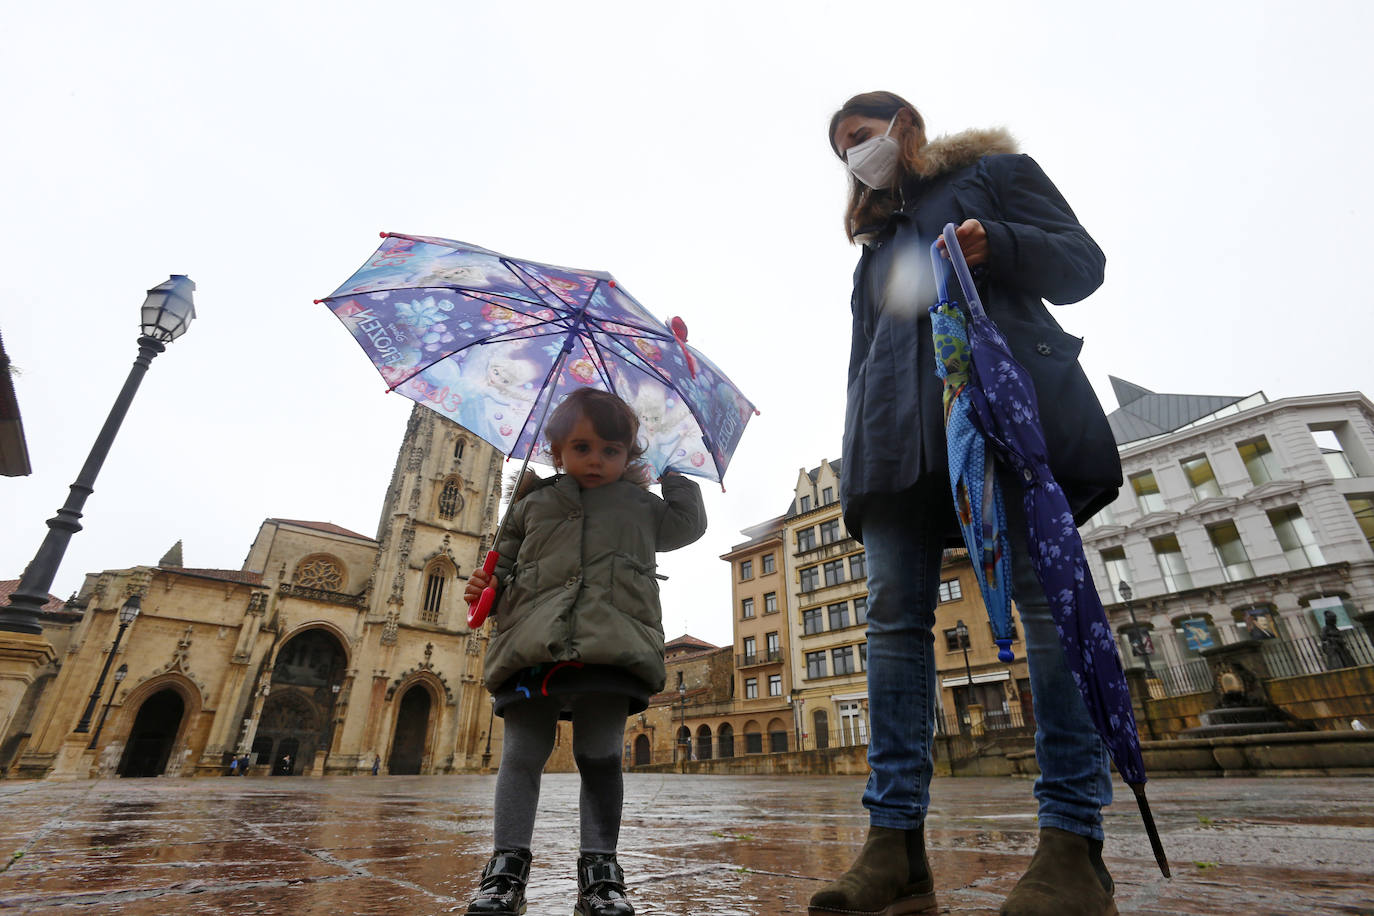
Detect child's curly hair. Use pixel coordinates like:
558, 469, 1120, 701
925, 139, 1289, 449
545, 387, 646, 463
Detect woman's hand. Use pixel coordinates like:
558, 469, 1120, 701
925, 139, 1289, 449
936, 219, 988, 267
464, 569, 498, 603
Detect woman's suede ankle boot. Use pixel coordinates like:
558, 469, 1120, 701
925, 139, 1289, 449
463, 848, 531, 915
574, 852, 634, 916
1000, 828, 1117, 916
808, 825, 937, 915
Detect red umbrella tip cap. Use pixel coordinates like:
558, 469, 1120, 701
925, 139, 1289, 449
670, 316, 689, 341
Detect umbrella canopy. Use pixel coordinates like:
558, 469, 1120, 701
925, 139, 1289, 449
931, 223, 1169, 878
319, 232, 757, 627
318, 232, 756, 484
930, 301, 1017, 661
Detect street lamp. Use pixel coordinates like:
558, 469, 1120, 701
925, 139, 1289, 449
88, 662, 127, 750
955, 619, 974, 733
76, 594, 141, 736
676, 682, 687, 764
0, 276, 196, 635
1118, 581, 1155, 677
481, 695, 495, 769
789, 687, 804, 752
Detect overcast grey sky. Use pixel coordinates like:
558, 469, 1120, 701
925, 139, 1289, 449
4, 1, 1372, 646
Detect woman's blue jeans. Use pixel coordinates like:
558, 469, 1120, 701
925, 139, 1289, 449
859, 476, 1113, 840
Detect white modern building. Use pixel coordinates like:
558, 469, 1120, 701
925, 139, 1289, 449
1082, 379, 1374, 684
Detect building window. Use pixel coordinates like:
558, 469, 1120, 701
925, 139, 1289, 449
853, 595, 868, 625
421, 566, 448, 623
744, 677, 758, 699
766, 631, 780, 660
797, 527, 816, 552
1268, 506, 1324, 569
1151, 534, 1193, 591
1238, 436, 1280, 486
828, 602, 850, 630
762, 553, 776, 575
822, 486, 834, 505
943, 628, 964, 652
823, 560, 845, 587
764, 592, 778, 614
1207, 521, 1253, 581
438, 477, 462, 519
1311, 427, 1356, 479
454, 438, 465, 461
1130, 470, 1165, 514
294, 554, 346, 592
832, 645, 856, 676
1099, 547, 1130, 599
800, 566, 819, 592
743, 636, 756, 663
1180, 455, 1221, 500
806, 650, 827, 679
768, 674, 783, 696
769, 729, 789, 753
741, 597, 755, 619
740, 559, 753, 580
849, 552, 866, 580
1347, 497, 1374, 553
820, 519, 841, 544
745, 729, 763, 754
937, 578, 963, 602
802, 606, 824, 635
859, 642, 868, 672
799, 495, 812, 512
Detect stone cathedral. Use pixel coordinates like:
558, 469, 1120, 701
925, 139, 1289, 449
6, 405, 508, 779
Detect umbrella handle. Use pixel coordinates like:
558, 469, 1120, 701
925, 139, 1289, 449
930, 224, 988, 320
467, 549, 499, 628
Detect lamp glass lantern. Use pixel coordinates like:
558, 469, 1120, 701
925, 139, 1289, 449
1118, 581, 1133, 603
118, 594, 142, 625
955, 619, 969, 647
140, 275, 198, 343
113, 663, 128, 683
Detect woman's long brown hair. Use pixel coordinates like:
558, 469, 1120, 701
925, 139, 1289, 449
828, 91, 928, 243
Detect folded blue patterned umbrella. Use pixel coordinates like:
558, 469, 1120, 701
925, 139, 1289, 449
930, 299, 1018, 661
930, 224, 1168, 878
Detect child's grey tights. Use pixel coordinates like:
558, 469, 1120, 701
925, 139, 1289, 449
493, 693, 629, 855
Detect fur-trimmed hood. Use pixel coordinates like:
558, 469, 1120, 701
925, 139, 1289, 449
913, 126, 1018, 179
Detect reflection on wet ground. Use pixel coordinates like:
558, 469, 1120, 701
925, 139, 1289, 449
0, 774, 1370, 914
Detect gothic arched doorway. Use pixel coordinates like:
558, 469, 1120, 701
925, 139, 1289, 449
118, 689, 184, 777
258, 628, 348, 776
388, 686, 431, 775
633, 733, 651, 766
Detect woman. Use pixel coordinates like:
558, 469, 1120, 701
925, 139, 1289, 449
810, 92, 1123, 916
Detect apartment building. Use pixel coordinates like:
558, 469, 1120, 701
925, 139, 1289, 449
1083, 379, 1374, 671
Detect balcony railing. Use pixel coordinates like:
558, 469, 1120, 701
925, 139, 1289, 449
736, 650, 783, 668
1152, 658, 1214, 697
1261, 632, 1374, 677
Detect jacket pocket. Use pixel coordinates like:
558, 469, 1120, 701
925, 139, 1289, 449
495, 560, 539, 629
613, 552, 661, 629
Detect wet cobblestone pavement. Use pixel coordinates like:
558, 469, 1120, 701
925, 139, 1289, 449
0, 774, 1370, 915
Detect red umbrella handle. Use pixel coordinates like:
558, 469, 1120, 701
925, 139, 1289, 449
467, 549, 499, 628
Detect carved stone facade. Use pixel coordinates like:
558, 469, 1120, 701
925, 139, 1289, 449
7, 405, 508, 779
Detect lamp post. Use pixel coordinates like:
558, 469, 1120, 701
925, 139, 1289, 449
676, 682, 687, 764
481, 695, 495, 769
88, 662, 127, 750
0, 276, 196, 635
75, 594, 141, 735
1118, 581, 1155, 677
955, 619, 974, 733
789, 687, 803, 752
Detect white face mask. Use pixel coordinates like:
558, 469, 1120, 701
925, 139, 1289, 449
845, 114, 900, 190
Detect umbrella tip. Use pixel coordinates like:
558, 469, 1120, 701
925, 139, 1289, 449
379, 231, 388, 238
997, 639, 1014, 663
313, 299, 324, 304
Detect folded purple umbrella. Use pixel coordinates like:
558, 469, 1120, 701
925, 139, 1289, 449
932, 223, 1168, 878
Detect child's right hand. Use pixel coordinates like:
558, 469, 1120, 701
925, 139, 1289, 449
464, 569, 499, 603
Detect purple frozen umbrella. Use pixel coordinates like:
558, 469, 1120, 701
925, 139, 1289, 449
931, 223, 1168, 878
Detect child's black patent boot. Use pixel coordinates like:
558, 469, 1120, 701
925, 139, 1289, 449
463, 848, 532, 915
573, 852, 634, 915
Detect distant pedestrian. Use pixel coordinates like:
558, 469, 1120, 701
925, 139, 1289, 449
372, 755, 380, 776
1320, 610, 1357, 669
228, 757, 239, 776
812, 91, 1121, 916
460, 389, 707, 916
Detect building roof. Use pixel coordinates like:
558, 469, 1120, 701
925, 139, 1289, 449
1106, 377, 1251, 445
785, 459, 843, 517
160, 567, 265, 585
664, 634, 719, 655
268, 518, 376, 542
0, 579, 65, 614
